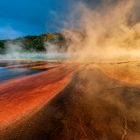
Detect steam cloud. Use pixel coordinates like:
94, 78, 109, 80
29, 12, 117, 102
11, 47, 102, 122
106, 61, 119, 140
64, 0, 140, 61
61, 1, 140, 139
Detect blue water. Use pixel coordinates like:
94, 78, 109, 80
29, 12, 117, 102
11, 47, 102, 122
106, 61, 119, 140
0, 67, 41, 82
0, 53, 68, 60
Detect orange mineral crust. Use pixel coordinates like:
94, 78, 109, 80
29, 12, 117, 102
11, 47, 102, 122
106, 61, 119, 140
0, 65, 74, 130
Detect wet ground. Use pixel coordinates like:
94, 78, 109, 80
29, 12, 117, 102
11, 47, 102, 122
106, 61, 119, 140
0, 60, 140, 140
0, 60, 60, 82
0, 68, 41, 82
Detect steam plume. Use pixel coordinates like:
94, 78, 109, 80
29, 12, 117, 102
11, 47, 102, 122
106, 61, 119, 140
64, 0, 140, 61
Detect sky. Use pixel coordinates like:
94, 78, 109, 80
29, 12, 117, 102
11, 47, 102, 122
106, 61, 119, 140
0, 0, 73, 39
0, 0, 106, 40
1, 0, 138, 40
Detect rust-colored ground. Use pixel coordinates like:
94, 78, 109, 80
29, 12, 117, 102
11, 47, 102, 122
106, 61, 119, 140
0, 63, 74, 131
0, 61, 140, 140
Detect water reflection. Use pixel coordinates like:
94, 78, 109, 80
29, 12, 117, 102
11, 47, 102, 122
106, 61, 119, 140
0, 60, 46, 82
0, 67, 41, 82
0, 60, 59, 82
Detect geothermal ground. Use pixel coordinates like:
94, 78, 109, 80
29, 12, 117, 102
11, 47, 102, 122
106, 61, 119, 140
0, 60, 140, 140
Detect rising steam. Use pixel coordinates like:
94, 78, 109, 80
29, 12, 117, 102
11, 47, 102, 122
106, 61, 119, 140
62, 1, 140, 140
64, 0, 140, 61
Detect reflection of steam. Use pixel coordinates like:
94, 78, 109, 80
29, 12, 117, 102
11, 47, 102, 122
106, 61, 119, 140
64, 0, 140, 61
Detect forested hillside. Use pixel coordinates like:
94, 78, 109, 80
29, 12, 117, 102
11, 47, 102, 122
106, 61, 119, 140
0, 33, 67, 54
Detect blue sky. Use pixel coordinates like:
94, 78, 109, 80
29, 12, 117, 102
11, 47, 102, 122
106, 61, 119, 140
0, 0, 73, 39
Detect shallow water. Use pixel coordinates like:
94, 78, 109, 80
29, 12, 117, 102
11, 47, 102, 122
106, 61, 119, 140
0, 53, 68, 60
0, 67, 41, 82
0, 60, 45, 82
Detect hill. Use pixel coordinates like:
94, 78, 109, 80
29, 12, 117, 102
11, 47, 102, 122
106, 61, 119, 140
0, 33, 67, 54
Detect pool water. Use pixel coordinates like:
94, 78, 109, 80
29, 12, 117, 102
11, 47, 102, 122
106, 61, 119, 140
0, 67, 41, 82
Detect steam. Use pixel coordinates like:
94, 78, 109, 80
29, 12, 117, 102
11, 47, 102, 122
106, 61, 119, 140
1, 38, 67, 60
61, 1, 140, 139
64, 0, 140, 61
4, 41, 23, 59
